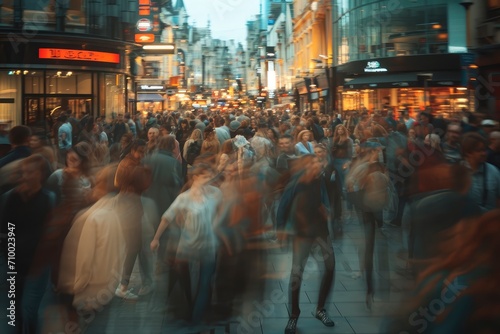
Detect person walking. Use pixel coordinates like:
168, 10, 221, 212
277, 154, 336, 334
151, 163, 223, 324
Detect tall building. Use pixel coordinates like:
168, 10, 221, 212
332, 0, 476, 117
292, 0, 332, 113
475, 0, 500, 118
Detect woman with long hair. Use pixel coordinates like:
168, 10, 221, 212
182, 128, 203, 165
385, 210, 500, 333
217, 139, 236, 173
331, 125, 353, 185
346, 142, 390, 310
44, 142, 95, 287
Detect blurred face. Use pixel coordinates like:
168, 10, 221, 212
17, 162, 42, 194
29, 135, 42, 149
338, 127, 345, 135
131, 146, 146, 160
160, 127, 169, 137
314, 147, 327, 162
279, 138, 294, 154
267, 129, 276, 140
468, 143, 487, 165
193, 170, 213, 186
148, 128, 159, 142
66, 150, 82, 169
408, 129, 416, 138
301, 132, 310, 142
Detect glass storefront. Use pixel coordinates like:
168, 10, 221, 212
0, 70, 127, 137
333, 0, 461, 65
0, 72, 21, 128
340, 86, 471, 119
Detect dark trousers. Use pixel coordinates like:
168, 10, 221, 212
289, 235, 335, 318
168, 259, 216, 323
360, 211, 390, 295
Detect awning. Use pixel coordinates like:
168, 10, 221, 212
344, 71, 464, 89
344, 73, 418, 89
137, 93, 165, 102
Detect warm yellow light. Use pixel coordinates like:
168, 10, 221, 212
432, 24, 442, 29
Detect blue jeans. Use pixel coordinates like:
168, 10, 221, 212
21, 267, 51, 334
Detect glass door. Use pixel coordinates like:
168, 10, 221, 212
25, 96, 92, 140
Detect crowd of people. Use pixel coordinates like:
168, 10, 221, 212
0, 106, 500, 334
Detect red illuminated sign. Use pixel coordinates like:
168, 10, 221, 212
135, 34, 155, 43
39, 48, 120, 64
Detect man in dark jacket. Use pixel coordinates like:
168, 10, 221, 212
0, 154, 55, 334
277, 154, 336, 334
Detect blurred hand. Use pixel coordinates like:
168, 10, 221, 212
150, 239, 159, 252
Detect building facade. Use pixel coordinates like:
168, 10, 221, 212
0, 0, 142, 132
292, 0, 332, 113
332, 0, 476, 118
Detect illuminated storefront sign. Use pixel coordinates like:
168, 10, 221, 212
137, 18, 152, 32
140, 85, 164, 90
135, 34, 155, 43
364, 61, 388, 73
38, 48, 120, 64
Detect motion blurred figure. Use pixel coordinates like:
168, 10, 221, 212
277, 154, 336, 334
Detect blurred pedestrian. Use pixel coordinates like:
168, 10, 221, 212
151, 163, 223, 324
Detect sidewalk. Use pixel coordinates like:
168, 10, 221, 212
76, 216, 414, 334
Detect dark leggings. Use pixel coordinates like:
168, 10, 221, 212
289, 235, 335, 318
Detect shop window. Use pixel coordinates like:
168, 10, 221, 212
46, 71, 77, 94
0, 71, 20, 126
24, 71, 44, 94
76, 73, 92, 94
100, 73, 125, 120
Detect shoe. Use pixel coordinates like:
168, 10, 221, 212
115, 288, 138, 300
313, 309, 335, 327
284, 317, 298, 334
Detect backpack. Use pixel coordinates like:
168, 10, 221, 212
186, 141, 201, 165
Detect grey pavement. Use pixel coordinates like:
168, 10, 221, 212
39, 213, 414, 334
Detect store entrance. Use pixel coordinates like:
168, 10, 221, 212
24, 96, 92, 138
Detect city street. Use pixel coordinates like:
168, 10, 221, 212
38, 215, 413, 334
